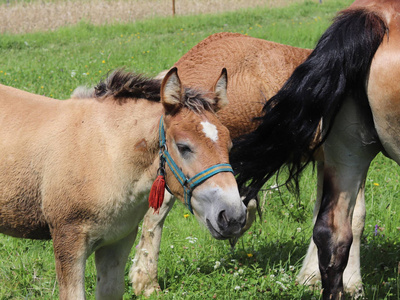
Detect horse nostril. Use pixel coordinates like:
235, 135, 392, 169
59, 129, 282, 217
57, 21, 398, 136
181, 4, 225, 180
217, 210, 229, 229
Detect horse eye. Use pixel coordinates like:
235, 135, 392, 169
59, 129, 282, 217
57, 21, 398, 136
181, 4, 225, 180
177, 143, 192, 156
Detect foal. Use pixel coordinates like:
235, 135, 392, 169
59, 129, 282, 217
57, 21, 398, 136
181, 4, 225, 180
0, 67, 246, 299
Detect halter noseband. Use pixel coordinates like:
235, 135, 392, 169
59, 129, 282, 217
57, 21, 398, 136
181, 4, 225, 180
158, 116, 234, 214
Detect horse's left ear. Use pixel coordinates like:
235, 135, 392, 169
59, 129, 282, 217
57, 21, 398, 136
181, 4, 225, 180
161, 67, 183, 114
211, 68, 229, 112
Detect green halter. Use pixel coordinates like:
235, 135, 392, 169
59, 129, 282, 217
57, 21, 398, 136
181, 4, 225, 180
158, 116, 234, 214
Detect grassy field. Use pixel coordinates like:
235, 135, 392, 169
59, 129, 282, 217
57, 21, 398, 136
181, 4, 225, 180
1, 0, 400, 299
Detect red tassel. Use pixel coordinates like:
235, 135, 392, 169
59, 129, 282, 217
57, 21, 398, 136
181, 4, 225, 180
149, 175, 166, 214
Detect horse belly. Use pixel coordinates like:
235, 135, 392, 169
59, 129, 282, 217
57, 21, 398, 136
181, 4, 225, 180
0, 163, 50, 239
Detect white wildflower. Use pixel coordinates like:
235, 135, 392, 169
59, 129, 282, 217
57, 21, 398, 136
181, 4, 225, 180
214, 261, 221, 269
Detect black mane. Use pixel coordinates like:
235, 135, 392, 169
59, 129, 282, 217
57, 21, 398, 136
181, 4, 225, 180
93, 69, 216, 112
94, 69, 161, 102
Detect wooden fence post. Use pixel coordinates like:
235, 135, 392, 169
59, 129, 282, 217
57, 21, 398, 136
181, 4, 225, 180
172, 0, 176, 17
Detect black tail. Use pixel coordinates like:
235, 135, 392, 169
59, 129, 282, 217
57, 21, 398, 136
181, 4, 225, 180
231, 8, 388, 201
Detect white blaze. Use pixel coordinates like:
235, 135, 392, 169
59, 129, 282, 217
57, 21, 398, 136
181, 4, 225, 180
201, 121, 219, 142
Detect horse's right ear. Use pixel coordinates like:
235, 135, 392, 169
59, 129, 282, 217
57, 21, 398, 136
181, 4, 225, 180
161, 67, 183, 114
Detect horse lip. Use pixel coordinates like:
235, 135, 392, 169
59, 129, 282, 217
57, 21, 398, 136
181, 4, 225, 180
206, 218, 226, 240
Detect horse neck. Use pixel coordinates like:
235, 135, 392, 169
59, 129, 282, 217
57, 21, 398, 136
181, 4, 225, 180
96, 98, 164, 182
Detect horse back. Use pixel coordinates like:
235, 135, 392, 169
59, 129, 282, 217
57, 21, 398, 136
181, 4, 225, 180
174, 32, 312, 137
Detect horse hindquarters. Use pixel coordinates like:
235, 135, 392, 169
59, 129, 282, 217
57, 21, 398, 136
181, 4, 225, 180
313, 97, 380, 299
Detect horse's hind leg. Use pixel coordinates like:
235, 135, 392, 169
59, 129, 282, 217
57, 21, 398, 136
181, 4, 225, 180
95, 229, 138, 300
297, 162, 324, 287
313, 98, 379, 299
343, 182, 365, 297
297, 161, 365, 296
130, 191, 175, 296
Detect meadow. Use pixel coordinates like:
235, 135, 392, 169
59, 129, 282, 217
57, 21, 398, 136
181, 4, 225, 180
1, 0, 400, 299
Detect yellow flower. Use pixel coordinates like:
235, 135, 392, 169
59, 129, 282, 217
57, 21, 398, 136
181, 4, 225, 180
373, 183, 379, 186
102, 60, 105, 64
247, 253, 253, 257
184, 214, 190, 218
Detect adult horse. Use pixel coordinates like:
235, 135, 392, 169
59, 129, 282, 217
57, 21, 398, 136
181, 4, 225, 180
232, 1, 394, 298
130, 32, 366, 297
0, 67, 246, 299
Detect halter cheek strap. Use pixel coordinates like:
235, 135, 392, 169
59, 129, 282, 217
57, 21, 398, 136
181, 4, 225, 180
158, 116, 234, 214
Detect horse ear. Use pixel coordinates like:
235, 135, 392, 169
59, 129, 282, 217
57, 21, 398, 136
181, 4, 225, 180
211, 68, 229, 112
161, 67, 183, 114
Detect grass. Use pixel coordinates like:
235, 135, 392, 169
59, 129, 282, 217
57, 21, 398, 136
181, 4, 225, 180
1, 0, 400, 299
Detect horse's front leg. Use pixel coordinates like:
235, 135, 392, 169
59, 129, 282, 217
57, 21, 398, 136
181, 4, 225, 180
95, 229, 138, 300
130, 191, 175, 296
52, 225, 89, 300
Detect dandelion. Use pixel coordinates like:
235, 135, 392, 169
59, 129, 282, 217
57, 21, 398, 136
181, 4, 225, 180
214, 261, 221, 269
247, 253, 253, 258
184, 214, 190, 218
102, 60, 106, 64
373, 182, 380, 186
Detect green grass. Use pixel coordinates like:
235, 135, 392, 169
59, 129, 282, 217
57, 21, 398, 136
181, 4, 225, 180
1, 0, 400, 299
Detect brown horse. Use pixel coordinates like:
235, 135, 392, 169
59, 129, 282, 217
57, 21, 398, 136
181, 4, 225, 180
130, 32, 365, 297
130, 32, 310, 296
232, 0, 398, 299
0, 67, 246, 299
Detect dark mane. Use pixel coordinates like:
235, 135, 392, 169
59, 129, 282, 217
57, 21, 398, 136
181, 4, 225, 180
93, 69, 216, 112
94, 69, 161, 102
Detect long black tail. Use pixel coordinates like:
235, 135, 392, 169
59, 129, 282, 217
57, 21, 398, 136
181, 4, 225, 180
231, 8, 388, 201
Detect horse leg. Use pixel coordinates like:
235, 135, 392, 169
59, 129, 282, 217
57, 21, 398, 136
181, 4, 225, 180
296, 161, 324, 287
313, 97, 379, 299
52, 225, 89, 300
297, 161, 365, 296
95, 229, 138, 300
343, 181, 365, 297
130, 191, 175, 296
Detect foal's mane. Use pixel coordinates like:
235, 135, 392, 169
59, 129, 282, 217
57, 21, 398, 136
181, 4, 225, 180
75, 69, 216, 112
94, 69, 161, 102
